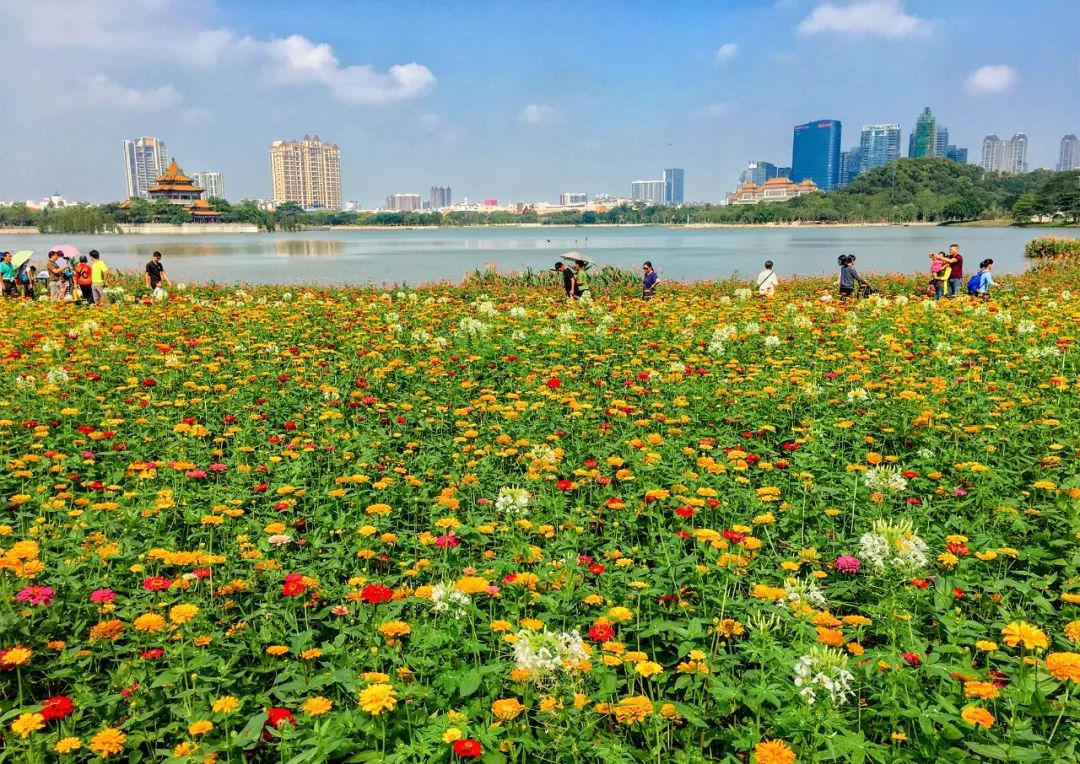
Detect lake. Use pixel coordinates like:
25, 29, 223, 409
2, 225, 1060, 286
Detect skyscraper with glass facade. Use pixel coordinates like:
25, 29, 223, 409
908, 108, 937, 158
791, 119, 841, 191
858, 124, 901, 173
663, 169, 685, 204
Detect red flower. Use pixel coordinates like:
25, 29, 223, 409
281, 577, 307, 597
266, 707, 296, 728
142, 648, 164, 660
946, 542, 969, 556
546, 377, 561, 389
910, 578, 930, 589
120, 682, 140, 698
675, 506, 695, 519
722, 529, 745, 544
141, 377, 157, 387
41, 695, 75, 721
556, 479, 573, 491
675, 530, 692, 540
901, 651, 922, 667
452, 738, 483, 758
952, 586, 966, 599
142, 576, 172, 592
906, 497, 923, 506
360, 584, 394, 605
588, 563, 605, 575
587, 623, 614, 642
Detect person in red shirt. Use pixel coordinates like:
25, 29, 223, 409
73, 255, 93, 304
940, 243, 964, 298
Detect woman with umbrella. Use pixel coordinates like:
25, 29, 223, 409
561, 253, 594, 300
10, 251, 33, 299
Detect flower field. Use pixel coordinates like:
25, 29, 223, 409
1, 259, 1078, 763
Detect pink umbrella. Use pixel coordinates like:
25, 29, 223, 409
51, 244, 81, 261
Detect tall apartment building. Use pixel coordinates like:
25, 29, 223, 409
123, 136, 170, 200
193, 172, 225, 200
791, 119, 841, 191
662, 168, 685, 204
559, 192, 587, 206
385, 193, 422, 211
859, 124, 901, 173
430, 186, 452, 208
839, 148, 862, 186
631, 180, 666, 204
269, 135, 342, 210
980, 134, 1028, 174
1058, 134, 1080, 171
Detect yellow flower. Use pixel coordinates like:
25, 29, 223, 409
607, 606, 634, 623
975, 640, 998, 652
11, 712, 45, 739
266, 645, 289, 656
1001, 621, 1049, 651
300, 648, 323, 660
455, 576, 489, 595
188, 720, 213, 736
212, 696, 240, 714
490, 620, 512, 632
754, 739, 797, 764
613, 695, 653, 725
442, 727, 463, 743
303, 696, 334, 716
133, 613, 166, 633
634, 660, 664, 677
1045, 652, 1080, 683
362, 672, 390, 683
359, 683, 397, 715
173, 742, 197, 757
491, 697, 525, 721
379, 621, 412, 639
891, 731, 907, 742
1065, 620, 1080, 644
964, 681, 1000, 700
169, 603, 199, 625
89, 727, 127, 758
55, 737, 82, 753
1, 647, 32, 666
960, 706, 995, 729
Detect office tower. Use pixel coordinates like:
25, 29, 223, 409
631, 180, 666, 204
1059, 135, 1080, 171
663, 168, 685, 203
934, 125, 950, 158
980, 134, 1028, 174
385, 194, 422, 211
839, 148, 862, 186
945, 146, 968, 164
908, 107, 937, 158
776, 166, 792, 179
791, 119, 842, 191
739, 161, 782, 186
559, 192, 587, 206
123, 136, 170, 200
269, 135, 342, 210
193, 172, 225, 200
430, 185, 452, 208
858, 124, 901, 173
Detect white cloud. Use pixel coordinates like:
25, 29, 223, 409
966, 64, 1018, 95
700, 103, 731, 119
797, 0, 929, 38
78, 75, 183, 111
518, 104, 556, 124
715, 43, 739, 63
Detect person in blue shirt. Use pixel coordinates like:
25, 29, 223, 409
642, 261, 658, 300
967, 259, 995, 298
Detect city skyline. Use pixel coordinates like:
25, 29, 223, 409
0, 1, 1077, 204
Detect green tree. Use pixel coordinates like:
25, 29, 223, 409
1010, 193, 1038, 224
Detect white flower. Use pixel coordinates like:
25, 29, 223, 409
495, 487, 531, 516
457, 317, 489, 336
1016, 320, 1037, 335
858, 518, 928, 575
512, 628, 588, 679
764, 335, 781, 348
863, 466, 907, 493
46, 368, 70, 385
476, 300, 498, 316
509, 306, 527, 318
267, 534, 292, 548
174, 283, 187, 291
743, 321, 761, 335
846, 388, 868, 402
793, 647, 854, 705
15, 375, 36, 389
431, 583, 471, 616
734, 288, 752, 300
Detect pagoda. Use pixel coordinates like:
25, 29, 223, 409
123, 159, 222, 222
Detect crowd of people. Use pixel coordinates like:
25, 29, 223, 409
0, 249, 171, 305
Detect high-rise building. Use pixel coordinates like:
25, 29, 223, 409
839, 148, 862, 186
1057, 135, 1079, 171
739, 161, 782, 186
269, 135, 342, 210
945, 146, 968, 164
631, 179, 667, 204
385, 194, 422, 211
430, 186, 452, 208
980, 134, 1028, 174
559, 192, 588, 206
791, 119, 842, 191
663, 168, 685, 204
908, 108, 937, 158
123, 136, 170, 200
858, 124, 901, 173
934, 126, 950, 158
776, 166, 792, 179
192, 172, 225, 200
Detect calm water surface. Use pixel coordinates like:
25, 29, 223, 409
3, 226, 1058, 286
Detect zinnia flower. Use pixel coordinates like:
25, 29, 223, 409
11, 712, 45, 739
303, 696, 333, 716
41, 695, 75, 721
452, 738, 483, 758
754, 739, 797, 764
15, 585, 54, 606
835, 555, 860, 574
491, 697, 525, 721
1001, 621, 1049, 651
89, 727, 127, 758
169, 604, 199, 625
359, 683, 397, 715
360, 584, 394, 605
960, 705, 995, 729
1045, 652, 1080, 683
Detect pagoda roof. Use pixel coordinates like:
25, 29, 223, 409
148, 160, 202, 193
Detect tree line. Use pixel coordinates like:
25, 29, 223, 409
3, 159, 1076, 234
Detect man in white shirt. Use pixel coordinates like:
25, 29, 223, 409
757, 260, 778, 296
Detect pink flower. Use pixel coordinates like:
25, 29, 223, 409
209, 462, 228, 472
15, 585, 54, 606
89, 588, 116, 603
484, 586, 501, 596
902, 651, 922, 667
435, 533, 460, 548
330, 605, 349, 616
953, 488, 968, 497
835, 555, 861, 574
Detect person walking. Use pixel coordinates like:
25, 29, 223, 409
572, 259, 592, 300
838, 255, 869, 298
89, 250, 109, 306
757, 260, 778, 296
46, 251, 64, 301
642, 261, 658, 300
74, 255, 93, 305
941, 243, 964, 298
145, 251, 170, 295
21, 266, 37, 299
967, 259, 995, 298
553, 261, 575, 299
0, 252, 16, 298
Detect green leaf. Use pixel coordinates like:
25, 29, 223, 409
458, 669, 482, 698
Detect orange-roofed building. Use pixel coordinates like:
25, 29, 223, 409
729, 177, 819, 205
148, 160, 204, 204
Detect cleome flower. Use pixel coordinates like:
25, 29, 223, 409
793, 646, 856, 706
858, 518, 928, 576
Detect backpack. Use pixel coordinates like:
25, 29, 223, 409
966, 272, 984, 293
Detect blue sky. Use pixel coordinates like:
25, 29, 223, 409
0, 0, 1077, 205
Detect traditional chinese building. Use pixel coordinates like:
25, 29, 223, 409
729, 177, 819, 206
122, 160, 222, 222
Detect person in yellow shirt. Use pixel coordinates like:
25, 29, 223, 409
89, 250, 109, 306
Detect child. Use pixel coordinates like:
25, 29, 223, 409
928, 251, 948, 299
967, 259, 995, 298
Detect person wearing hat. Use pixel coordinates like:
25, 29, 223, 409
553, 261, 575, 299
0, 252, 16, 298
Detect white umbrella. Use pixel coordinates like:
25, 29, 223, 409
560, 252, 595, 264
11, 250, 32, 270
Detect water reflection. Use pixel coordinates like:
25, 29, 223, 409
274, 240, 345, 257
